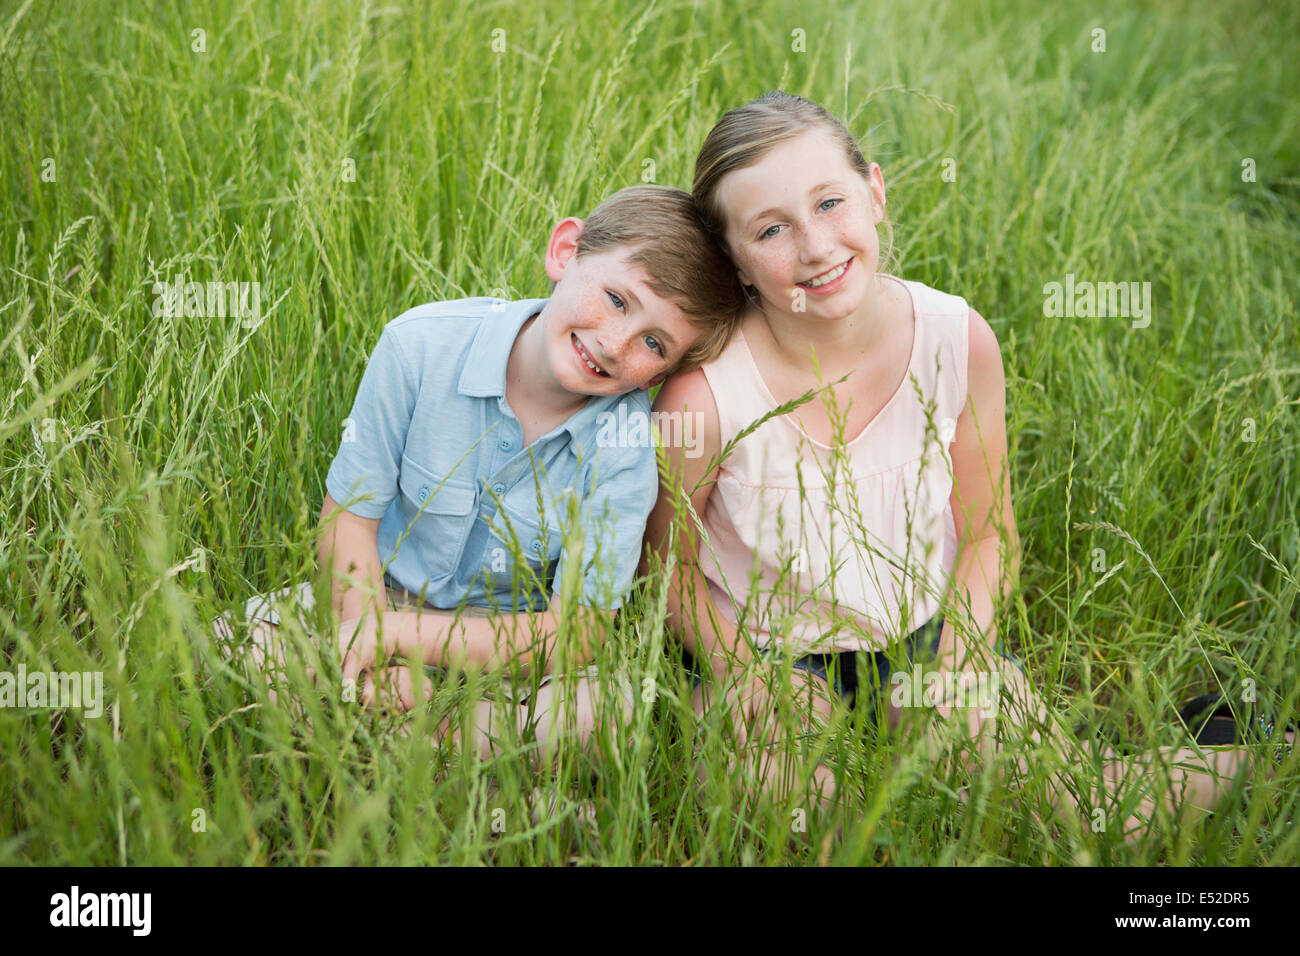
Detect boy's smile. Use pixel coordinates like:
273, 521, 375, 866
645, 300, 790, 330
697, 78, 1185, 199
570, 332, 611, 377
545, 286, 681, 394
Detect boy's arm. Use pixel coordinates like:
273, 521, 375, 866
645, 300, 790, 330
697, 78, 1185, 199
319, 321, 414, 622
318, 490, 386, 624
366, 601, 612, 677
321, 491, 612, 680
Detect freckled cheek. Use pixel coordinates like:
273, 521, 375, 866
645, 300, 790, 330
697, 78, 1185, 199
858, 231, 880, 265
574, 290, 605, 328
751, 250, 796, 287
627, 355, 654, 380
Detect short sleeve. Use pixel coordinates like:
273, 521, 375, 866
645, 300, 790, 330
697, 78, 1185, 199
324, 328, 417, 519
553, 443, 658, 610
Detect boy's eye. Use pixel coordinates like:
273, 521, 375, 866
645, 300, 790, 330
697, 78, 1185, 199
758, 224, 780, 241
644, 334, 664, 357
607, 290, 626, 311
819, 197, 842, 212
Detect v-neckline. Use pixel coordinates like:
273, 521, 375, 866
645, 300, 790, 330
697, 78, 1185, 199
735, 274, 919, 450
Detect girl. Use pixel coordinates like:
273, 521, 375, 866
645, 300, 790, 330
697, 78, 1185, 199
644, 91, 1292, 839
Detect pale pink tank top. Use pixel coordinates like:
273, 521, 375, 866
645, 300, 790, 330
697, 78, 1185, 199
698, 275, 970, 655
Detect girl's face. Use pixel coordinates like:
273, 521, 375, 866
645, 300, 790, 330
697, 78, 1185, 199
715, 127, 887, 321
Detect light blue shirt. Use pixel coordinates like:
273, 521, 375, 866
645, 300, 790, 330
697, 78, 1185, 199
325, 296, 659, 611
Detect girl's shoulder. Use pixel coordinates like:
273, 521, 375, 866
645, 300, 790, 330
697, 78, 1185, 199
654, 364, 718, 417
886, 274, 971, 322
890, 275, 998, 363
694, 311, 768, 400
885, 275, 984, 406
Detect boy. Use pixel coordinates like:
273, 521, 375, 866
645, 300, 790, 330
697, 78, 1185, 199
216, 185, 744, 759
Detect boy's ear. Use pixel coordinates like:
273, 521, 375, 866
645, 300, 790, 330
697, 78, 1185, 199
641, 371, 671, 390
545, 218, 585, 283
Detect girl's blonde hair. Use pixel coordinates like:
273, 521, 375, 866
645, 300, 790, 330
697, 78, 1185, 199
691, 90, 897, 304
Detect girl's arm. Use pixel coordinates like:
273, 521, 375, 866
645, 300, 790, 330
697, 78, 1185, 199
933, 311, 1084, 773
938, 308, 1020, 672
641, 369, 757, 684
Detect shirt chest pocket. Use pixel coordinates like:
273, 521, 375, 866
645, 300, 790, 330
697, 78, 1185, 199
474, 505, 556, 610
398, 454, 478, 579
485, 500, 561, 572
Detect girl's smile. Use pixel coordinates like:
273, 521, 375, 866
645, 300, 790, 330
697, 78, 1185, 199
797, 256, 854, 295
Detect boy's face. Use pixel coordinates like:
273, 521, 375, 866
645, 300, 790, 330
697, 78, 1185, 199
541, 218, 701, 395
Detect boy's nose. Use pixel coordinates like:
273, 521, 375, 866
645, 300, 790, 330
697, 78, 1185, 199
595, 329, 632, 362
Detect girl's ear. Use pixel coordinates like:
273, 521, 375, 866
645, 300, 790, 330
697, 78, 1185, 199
867, 163, 887, 222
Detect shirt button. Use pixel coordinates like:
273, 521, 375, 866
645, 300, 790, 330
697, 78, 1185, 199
492, 482, 506, 495
499, 438, 513, 451
530, 540, 542, 554
418, 486, 429, 502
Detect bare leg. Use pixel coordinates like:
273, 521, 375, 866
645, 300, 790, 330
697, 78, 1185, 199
886, 658, 1294, 842
423, 674, 635, 766
219, 586, 636, 771
212, 615, 295, 707
693, 668, 841, 818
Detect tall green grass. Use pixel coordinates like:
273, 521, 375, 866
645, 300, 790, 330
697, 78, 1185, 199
1, 0, 1296, 864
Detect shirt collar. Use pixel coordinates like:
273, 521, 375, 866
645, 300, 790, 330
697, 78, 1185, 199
456, 296, 632, 451
457, 297, 549, 398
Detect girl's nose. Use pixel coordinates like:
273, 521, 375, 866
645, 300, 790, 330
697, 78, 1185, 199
797, 220, 836, 264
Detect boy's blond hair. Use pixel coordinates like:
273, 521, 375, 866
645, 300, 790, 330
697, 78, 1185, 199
549, 184, 746, 373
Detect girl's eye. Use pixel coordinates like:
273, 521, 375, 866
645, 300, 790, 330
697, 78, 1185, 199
644, 334, 664, 357
607, 290, 626, 311
757, 200, 839, 240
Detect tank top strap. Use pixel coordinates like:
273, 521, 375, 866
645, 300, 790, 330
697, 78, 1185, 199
699, 327, 777, 449
891, 276, 971, 424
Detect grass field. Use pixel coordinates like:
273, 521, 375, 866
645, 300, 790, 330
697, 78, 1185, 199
2, 0, 1298, 865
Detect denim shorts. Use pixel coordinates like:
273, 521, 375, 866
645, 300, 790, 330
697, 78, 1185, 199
679, 616, 1024, 714
382, 570, 440, 610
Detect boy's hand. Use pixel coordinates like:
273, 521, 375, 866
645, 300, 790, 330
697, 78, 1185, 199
358, 663, 434, 713
337, 614, 388, 686
337, 614, 437, 714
